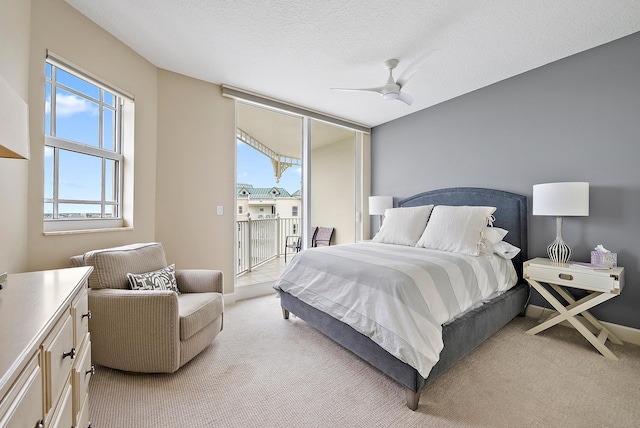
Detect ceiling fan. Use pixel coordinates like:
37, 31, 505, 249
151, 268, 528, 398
331, 49, 440, 106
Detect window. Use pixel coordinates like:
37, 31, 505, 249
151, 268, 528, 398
43, 53, 134, 232
292, 206, 298, 217
238, 205, 243, 214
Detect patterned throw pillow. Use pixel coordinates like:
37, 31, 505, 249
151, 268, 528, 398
127, 264, 180, 293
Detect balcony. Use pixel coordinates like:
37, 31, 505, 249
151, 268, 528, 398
236, 216, 301, 286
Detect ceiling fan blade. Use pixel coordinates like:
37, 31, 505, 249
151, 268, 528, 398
397, 91, 413, 106
396, 49, 441, 88
331, 86, 386, 95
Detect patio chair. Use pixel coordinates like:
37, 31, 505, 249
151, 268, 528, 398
285, 227, 318, 262
313, 227, 334, 247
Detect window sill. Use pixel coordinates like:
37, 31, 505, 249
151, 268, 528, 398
43, 226, 133, 236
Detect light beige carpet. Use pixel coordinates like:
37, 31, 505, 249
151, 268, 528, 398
89, 293, 640, 427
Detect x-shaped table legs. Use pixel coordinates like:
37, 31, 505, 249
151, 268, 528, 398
526, 278, 622, 360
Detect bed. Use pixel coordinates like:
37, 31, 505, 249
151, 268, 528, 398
274, 187, 529, 410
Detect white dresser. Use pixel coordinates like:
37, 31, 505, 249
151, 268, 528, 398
0, 267, 93, 428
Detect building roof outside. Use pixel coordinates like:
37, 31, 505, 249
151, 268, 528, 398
237, 184, 300, 200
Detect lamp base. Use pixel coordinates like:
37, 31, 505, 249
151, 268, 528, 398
547, 216, 571, 263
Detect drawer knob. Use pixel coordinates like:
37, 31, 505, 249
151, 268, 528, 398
62, 347, 76, 360
86, 365, 96, 376
82, 310, 92, 320
35, 420, 44, 428
559, 273, 573, 281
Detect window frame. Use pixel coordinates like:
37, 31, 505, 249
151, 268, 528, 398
43, 52, 134, 233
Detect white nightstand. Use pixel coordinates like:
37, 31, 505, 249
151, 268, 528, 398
523, 257, 625, 360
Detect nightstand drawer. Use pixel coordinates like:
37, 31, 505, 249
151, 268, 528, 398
524, 259, 624, 293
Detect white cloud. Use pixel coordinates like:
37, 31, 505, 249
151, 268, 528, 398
46, 93, 98, 117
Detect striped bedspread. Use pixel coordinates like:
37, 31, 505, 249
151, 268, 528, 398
273, 241, 517, 378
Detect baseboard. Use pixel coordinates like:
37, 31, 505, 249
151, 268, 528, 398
525, 304, 640, 346
226, 281, 277, 305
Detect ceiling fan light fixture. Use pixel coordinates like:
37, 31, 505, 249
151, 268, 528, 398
331, 50, 439, 106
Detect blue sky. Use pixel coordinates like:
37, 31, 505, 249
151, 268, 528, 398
237, 142, 301, 194
45, 64, 118, 215
45, 63, 300, 216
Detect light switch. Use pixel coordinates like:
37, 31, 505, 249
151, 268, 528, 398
216, 206, 224, 216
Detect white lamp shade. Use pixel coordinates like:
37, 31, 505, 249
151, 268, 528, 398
369, 196, 393, 216
0, 74, 30, 159
533, 182, 589, 216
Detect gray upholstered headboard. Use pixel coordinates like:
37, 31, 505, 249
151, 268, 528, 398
398, 187, 528, 283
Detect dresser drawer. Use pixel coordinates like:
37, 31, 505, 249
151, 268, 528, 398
43, 314, 74, 415
72, 338, 92, 424
72, 287, 90, 350
0, 354, 43, 428
49, 383, 73, 428
76, 393, 91, 428
0, 267, 93, 428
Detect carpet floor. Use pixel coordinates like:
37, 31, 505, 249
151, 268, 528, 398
89, 293, 640, 427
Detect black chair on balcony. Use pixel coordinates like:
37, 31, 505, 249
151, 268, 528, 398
285, 227, 318, 262
313, 227, 334, 247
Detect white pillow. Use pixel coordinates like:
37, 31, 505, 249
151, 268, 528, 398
372, 205, 434, 246
492, 241, 521, 259
483, 227, 508, 245
416, 205, 496, 255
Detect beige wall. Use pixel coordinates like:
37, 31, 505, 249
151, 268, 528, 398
3, 0, 370, 296
155, 70, 236, 294
26, 0, 158, 270
0, 0, 31, 274
311, 136, 356, 245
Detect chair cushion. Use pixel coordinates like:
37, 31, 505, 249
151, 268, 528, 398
83, 242, 168, 289
178, 292, 224, 341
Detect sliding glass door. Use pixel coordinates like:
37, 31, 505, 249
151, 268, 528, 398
234, 102, 366, 290
235, 103, 303, 284
310, 120, 358, 245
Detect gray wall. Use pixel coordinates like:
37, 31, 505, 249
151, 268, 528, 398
371, 32, 640, 329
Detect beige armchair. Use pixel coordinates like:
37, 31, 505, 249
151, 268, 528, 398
70, 242, 223, 373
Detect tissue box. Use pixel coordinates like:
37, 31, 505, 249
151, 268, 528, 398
591, 251, 617, 267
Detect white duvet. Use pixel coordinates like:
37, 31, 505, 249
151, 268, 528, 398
274, 241, 517, 378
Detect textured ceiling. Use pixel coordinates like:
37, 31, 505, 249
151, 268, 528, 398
64, 0, 640, 128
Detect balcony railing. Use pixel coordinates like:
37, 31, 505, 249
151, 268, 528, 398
237, 216, 301, 275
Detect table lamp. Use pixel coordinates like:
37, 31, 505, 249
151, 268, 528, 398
0, 75, 30, 290
0, 75, 30, 160
533, 182, 589, 263
369, 196, 393, 232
